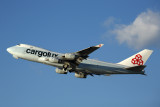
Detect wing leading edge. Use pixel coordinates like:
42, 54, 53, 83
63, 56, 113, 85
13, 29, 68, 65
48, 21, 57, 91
75, 44, 104, 58
61, 44, 104, 71
73, 44, 104, 64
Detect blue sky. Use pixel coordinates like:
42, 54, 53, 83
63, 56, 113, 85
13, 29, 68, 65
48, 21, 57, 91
1, 0, 160, 107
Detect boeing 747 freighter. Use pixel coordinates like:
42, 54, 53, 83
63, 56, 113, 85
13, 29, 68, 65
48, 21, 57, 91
7, 44, 153, 78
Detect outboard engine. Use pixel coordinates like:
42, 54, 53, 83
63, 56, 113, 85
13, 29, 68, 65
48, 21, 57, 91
55, 68, 67, 74
75, 72, 87, 78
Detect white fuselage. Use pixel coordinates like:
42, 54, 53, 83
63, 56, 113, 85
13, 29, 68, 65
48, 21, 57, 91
7, 44, 144, 75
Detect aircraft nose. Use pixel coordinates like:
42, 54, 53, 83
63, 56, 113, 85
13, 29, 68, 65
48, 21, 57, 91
7, 47, 13, 54
7, 47, 11, 52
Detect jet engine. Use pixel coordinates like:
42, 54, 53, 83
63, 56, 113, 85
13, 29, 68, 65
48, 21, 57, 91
49, 57, 59, 63
55, 68, 67, 74
64, 53, 75, 60
75, 72, 87, 78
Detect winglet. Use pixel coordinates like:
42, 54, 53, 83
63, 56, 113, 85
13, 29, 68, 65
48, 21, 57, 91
95, 44, 104, 48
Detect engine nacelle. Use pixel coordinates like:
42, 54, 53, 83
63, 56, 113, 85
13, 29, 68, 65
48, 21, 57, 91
49, 57, 59, 63
64, 53, 75, 60
55, 68, 67, 74
75, 72, 87, 78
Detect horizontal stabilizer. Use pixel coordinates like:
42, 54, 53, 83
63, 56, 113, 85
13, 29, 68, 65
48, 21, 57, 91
125, 65, 146, 71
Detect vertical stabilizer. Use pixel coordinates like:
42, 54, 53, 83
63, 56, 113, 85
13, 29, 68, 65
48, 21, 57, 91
118, 49, 153, 67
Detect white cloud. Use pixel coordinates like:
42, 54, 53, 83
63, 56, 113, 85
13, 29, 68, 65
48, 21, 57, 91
103, 17, 115, 28
106, 10, 160, 49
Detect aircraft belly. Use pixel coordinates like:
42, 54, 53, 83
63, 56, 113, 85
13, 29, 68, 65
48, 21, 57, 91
78, 63, 129, 74
78, 64, 110, 74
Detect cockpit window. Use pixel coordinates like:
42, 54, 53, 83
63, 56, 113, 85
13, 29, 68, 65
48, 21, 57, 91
17, 44, 21, 46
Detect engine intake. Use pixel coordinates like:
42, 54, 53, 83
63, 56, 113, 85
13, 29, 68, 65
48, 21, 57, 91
55, 68, 67, 74
75, 72, 87, 78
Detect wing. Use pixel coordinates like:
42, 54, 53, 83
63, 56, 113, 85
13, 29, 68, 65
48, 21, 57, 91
60, 44, 104, 71
73, 44, 104, 65
75, 44, 104, 59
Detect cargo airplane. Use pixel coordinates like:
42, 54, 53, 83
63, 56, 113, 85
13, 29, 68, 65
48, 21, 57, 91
7, 44, 153, 78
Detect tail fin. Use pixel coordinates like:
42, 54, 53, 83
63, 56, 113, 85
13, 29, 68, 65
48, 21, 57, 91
118, 49, 153, 67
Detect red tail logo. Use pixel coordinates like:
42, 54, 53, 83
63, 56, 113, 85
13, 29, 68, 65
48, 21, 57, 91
131, 54, 143, 65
